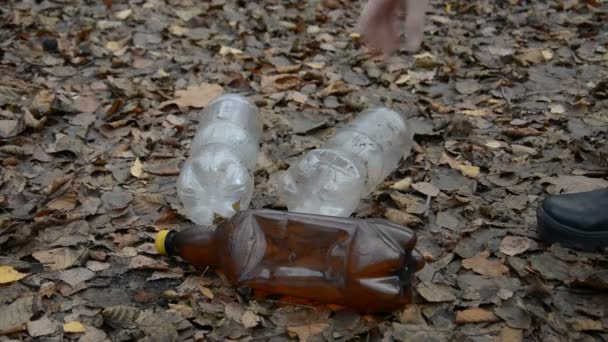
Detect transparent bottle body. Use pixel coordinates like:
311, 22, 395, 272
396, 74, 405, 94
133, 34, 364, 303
279, 107, 413, 216
177, 94, 262, 226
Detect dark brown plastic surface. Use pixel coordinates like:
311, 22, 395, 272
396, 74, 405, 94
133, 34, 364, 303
164, 209, 424, 313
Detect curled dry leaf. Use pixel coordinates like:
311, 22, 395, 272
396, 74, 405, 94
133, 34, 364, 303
500, 236, 532, 256
102, 305, 140, 329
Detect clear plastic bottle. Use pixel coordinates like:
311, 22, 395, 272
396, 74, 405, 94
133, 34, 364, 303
279, 107, 414, 216
177, 94, 263, 226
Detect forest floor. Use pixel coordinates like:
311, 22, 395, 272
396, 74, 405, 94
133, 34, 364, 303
1, 0, 607, 341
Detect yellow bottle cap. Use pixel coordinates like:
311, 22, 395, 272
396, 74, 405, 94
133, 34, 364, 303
155, 230, 170, 255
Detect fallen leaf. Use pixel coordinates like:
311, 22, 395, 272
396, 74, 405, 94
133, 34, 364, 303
385, 208, 423, 227
0, 294, 33, 331
219, 46, 243, 56
500, 236, 532, 256
416, 282, 456, 302
128, 255, 169, 270
32, 248, 84, 271
0, 265, 28, 284
500, 326, 523, 342
455, 308, 501, 324
130, 158, 143, 178
241, 310, 261, 329
568, 317, 603, 331
27, 316, 58, 337
287, 323, 329, 342
201, 287, 214, 299
115, 8, 132, 20
462, 108, 490, 117
391, 177, 412, 191
412, 182, 440, 197
462, 251, 509, 277
63, 321, 87, 333
47, 192, 78, 210
174, 83, 223, 108
261, 74, 302, 93
58, 267, 95, 287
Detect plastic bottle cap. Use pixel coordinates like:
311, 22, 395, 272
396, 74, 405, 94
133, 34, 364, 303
155, 230, 170, 256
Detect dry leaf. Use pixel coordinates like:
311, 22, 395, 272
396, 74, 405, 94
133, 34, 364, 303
391, 177, 412, 191
416, 282, 456, 302
462, 251, 509, 277
499, 236, 532, 256
200, 287, 214, 299
455, 308, 501, 324
287, 323, 329, 342
32, 248, 84, 271
27, 316, 58, 337
130, 158, 143, 178
441, 153, 480, 178
462, 109, 490, 117
219, 46, 243, 56
58, 267, 95, 287
0, 265, 28, 284
174, 83, 224, 108
261, 74, 302, 93
63, 321, 87, 333
115, 9, 132, 20
47, 192, 78, 210
0, 294, 34, 331
241, 311, 261, 329
412, 182, 440, 197
385, 208, 423, 227
500, 326, 523, 342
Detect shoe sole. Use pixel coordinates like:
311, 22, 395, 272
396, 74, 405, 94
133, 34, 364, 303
536, 205, 608, 252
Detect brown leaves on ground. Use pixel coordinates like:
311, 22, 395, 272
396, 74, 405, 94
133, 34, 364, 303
1, 0, 608, 340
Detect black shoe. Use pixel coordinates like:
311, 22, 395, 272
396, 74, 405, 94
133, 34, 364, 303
537, 188, 608, 251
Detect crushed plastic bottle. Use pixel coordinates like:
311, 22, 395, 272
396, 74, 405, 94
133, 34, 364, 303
176, 94, 262, 226
155, 208, 424, 313
279, 107, 414, 216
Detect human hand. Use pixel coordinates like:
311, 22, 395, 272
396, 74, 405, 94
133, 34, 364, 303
357, 0, 429, 58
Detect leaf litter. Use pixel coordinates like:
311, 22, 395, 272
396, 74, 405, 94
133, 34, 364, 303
1, 0, 608, 340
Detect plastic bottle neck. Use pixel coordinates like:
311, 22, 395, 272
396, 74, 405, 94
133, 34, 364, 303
163, 228, 220, 268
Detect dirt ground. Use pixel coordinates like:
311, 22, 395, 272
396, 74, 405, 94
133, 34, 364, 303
1, 0, 608, 341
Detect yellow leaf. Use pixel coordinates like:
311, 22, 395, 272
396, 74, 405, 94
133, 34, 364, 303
441, 153, 480, 178
0, 265, 28, 284
458, 164, 480, 178
131, 158, 143, 178
390, 177, 412, 191
63, 321, 86, 333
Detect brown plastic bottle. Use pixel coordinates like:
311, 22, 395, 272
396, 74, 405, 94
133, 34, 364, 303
155, 209, 424, 313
